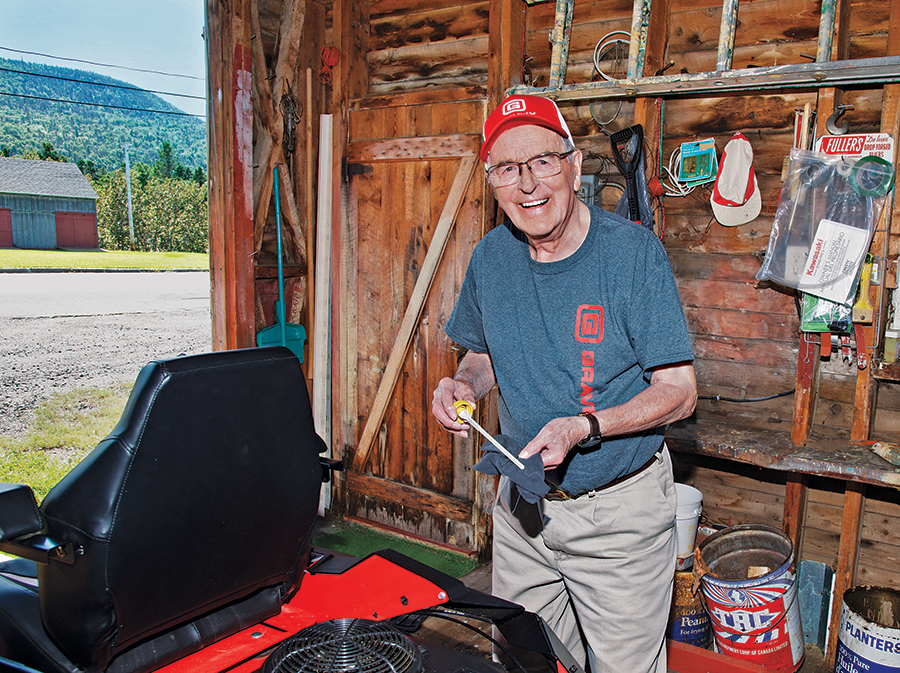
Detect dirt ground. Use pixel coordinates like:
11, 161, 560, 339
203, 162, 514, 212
0, 279, 212, 439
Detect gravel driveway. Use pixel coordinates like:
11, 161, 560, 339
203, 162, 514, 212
0, 271, 214, 438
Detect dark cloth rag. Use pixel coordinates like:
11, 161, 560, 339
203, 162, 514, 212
473, 434, 549, 504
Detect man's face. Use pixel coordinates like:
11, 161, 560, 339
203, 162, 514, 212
486, 125, 583, 246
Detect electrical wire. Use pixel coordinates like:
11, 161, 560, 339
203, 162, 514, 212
0, 46, 203, 81
698, 389, 796, 403
661, 146, 700, 197
413, 608, 528, 673
0, 90, 204, 118
0, 65, 205, 101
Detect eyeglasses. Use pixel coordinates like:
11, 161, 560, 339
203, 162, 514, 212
485, 150, 576, 187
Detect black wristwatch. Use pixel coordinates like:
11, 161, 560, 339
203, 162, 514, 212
577, 412, 602, 447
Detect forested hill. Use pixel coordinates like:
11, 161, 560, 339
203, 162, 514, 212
0, 57, 206, 171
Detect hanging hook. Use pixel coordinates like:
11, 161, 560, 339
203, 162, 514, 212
825, 103, 854, 135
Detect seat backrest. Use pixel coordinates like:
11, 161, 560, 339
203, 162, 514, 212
36, 347, 326, 670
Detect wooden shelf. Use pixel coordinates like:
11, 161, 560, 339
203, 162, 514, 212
666, 418, 900, 491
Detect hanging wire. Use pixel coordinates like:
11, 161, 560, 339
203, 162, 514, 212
698, 389, 796, 403
319, 46, 341, 85
280, 84, 303, 156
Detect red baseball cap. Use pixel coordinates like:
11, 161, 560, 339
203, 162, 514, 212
481, 95, 574, 162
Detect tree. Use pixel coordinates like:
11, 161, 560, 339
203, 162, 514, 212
93, 167, 208, 253
77, 159, 106, 181
38, 142, 67, 162
192, 166, 206, 186
0, 146, 10, 157
153, 141, 176, 179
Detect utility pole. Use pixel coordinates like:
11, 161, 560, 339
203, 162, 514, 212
123, 143, 136, 251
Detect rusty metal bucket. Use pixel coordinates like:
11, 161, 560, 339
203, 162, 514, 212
697, 524, 804, 673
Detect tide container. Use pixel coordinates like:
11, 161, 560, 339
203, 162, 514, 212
834, 586, 900, 672
698, 524, 804, 672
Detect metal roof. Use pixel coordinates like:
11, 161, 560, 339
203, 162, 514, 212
0, 157, 98, 200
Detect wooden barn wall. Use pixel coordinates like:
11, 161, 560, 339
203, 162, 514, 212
251, 0, 328, 361
285, 0, 900, 573
513, 0, 900, 589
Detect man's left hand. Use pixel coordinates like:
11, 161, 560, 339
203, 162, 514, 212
517, 415, 587, 469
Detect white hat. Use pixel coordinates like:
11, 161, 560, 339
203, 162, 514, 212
710, 133, 761, 226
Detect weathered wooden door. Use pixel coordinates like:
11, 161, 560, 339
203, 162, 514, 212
333, 95, 495, 554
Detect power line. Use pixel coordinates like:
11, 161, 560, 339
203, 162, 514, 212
0, 66, 205, 101
0, 90, 205, 118
0, 46, 204, 81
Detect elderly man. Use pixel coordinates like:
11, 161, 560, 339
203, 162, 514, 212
431, 95, 696, 673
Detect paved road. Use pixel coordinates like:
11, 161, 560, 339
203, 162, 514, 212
0, 271, 213, 437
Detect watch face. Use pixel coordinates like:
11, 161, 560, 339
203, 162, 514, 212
577, 435, 602, 448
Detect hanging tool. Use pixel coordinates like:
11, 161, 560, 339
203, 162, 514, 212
825, 103, 854, 135
852, 254, 874, 324
610, 124, 644, 224
453, 401, 525, 470
256, 166, 307, 361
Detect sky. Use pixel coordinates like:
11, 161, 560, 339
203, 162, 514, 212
0, 0, 208, 117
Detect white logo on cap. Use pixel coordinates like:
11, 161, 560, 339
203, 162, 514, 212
502, 99, 526, 115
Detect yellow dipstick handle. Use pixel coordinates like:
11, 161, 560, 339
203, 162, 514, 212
852, 254, 874, 324
453, 400, 525, 470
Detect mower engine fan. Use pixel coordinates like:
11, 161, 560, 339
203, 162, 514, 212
264, 619, 423, 673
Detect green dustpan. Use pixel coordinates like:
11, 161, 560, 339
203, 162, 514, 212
256, 166, 306, 362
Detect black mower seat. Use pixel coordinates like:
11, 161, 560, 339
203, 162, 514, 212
0, 347, 328, 673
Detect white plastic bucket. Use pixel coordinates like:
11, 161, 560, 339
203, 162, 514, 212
675, 483, 703, 570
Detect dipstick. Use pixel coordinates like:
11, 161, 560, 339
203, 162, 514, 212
453, 401, 526, 470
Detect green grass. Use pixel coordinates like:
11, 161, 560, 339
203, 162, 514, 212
0, 383, 132, 500
0, 248, 209, 270
312, 519, 479, 579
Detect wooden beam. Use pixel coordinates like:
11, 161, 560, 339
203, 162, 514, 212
347, 135, 481, 163
792, 333, 821, 445
331, 0, 369, 513
347, 473, 473, 523
782, 473, 808, 557
826, 482, 866, 669
352, 156, 478, 473
488, 0, 525, 105
851, 0, 900, 439
206, 0, 255, 351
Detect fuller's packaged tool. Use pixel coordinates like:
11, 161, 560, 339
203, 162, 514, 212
756, 147, 894, 305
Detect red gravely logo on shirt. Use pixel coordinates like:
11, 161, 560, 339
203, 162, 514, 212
575, 305, 604, 413
575, 305, 604, 343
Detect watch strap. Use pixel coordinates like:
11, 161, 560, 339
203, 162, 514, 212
578, 412, 601, 442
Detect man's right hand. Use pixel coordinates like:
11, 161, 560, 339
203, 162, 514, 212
431, 377, 475, 437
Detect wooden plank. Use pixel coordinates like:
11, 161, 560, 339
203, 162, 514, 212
352, 88, 487, 111
826, 482, 866, 669
347, 135, 481, 162
667, 418, 900, 490
683, 306, 797, 342
488, 0, 525, 104
352, 156, 478, 473
783, 473, 808, 557
346, 472, 473, 523
792, 333, 821, 445
206, 0, 256, 352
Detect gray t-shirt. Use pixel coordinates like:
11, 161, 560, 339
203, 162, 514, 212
446, 204, 694, 493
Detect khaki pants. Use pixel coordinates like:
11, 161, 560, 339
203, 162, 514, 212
492, 446, 676, 673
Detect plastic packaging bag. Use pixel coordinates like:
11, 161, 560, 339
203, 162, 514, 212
756, 148, 892, 305
800, 293, 851, 333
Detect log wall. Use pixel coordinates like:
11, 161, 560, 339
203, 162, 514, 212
241, 0, 900, 583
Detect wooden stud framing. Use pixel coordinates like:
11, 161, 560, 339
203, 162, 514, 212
206, 0, 255, 351
826, 482, 867, 669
